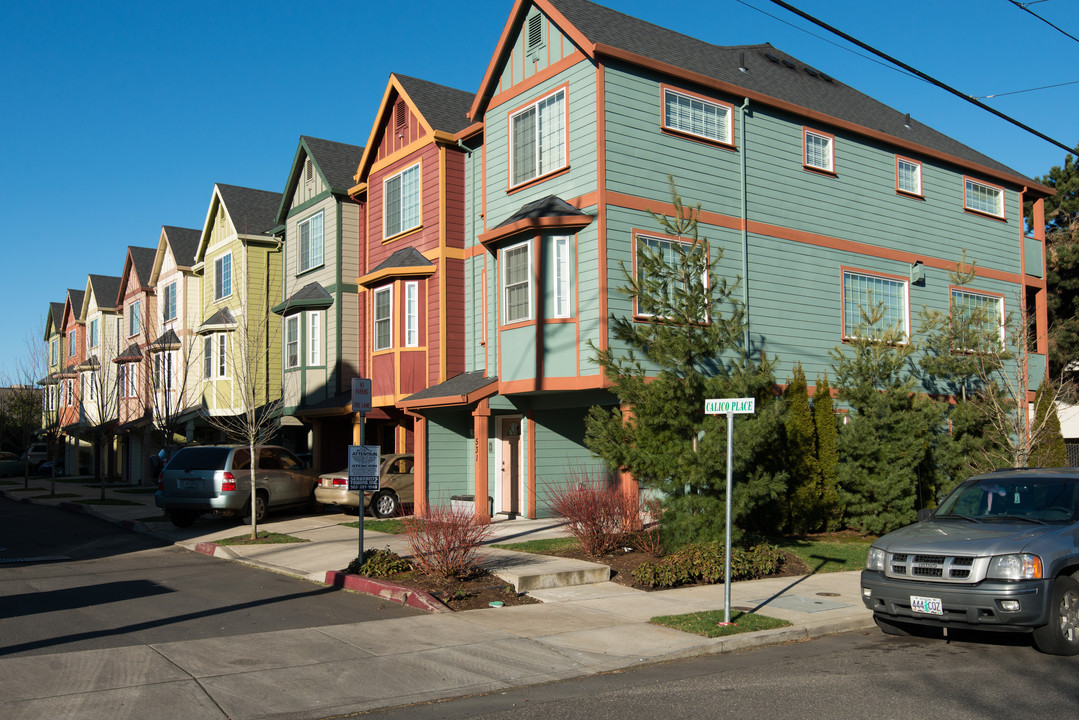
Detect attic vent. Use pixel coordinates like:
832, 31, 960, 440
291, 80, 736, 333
527, 13, 544, 52
764, 52, 779, 63
804, 67, 818, 77
305, 158, 314, 183
782, 59, 796, 69
820, 72, 834, 83
395, 100, 407, 129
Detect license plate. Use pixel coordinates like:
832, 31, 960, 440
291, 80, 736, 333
911, 595, 943, 615
180, 479, 202, 490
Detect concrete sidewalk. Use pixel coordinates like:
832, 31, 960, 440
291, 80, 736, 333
0, 477, 874, 720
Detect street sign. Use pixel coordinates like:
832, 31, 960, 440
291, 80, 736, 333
704, 397, 755, 415
348, 445, 380, 492
351, 378, 372, 414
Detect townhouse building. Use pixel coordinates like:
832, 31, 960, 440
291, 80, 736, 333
77, 273, 123, 480
114, 245, 159, 483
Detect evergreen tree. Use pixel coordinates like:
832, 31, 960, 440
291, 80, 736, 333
585, 178, 787, 545
813, 373, 842, 530
784, 363, 822, 534
1030, 382, 1068, 467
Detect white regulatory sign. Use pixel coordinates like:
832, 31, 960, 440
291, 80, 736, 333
704, 397, 755, 415
348, 445, 380, 492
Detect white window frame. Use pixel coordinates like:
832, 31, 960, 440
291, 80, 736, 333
842, 270, 910, 341
50, 338, 57, 365
510, 88, 567, 187
374, 286, 393, 351
203, 336, 213, 379
383, 164, 421, 238
85, 370, 97, 403
285, 315, 300, 369
663, 88, 733, 145
965, 178, 1005, 218
554, 235, 572, 318
162, 281, 177, 322
404, 283, 419, 348
634, 234, 706, 319
128, 300, 140, 338
307, 311, 321, 366
217, 334, 227, 378
88, 317, 99, 350
118, 364, 127, 399
128, 361, 139, 398
214, 253, 232, 301
896, 156, 922, 196
298, 210, 324, 273
502, 240, 533, 324
68, 329, 76, 358
951, 288, 1005, 349
803, 128, 834, 173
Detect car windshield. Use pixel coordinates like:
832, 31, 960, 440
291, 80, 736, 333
937, 476, 1079, 523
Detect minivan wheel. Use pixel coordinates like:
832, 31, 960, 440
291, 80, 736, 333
242, 493, 268, 525
371, 491, 399, 518
1033, 576, 1079, 655
169, 510, 200, 528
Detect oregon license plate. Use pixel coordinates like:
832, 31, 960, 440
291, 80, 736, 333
180, 479, 201, 489
911, 595, 943, 615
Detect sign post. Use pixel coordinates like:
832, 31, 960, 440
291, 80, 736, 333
350, 378, 375, 563
704, 397, 755, 625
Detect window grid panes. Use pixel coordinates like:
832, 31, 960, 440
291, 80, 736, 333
299, 212, 324, 272
88, 318, 99, 349
952, 289, 1004, 347
129, 301, 140, 337
805, 130, 833, 172
214, 254, 232, 300
163, 282, 177, 322
511, 90, 565, 186
385, 165, 420, 238
965, 179, 1003, 217
308, 312, 321, 365
554, 236, 571, 318
405, 283, 418, 347
843, 271, 908, 339
503, 242, 532, 323
203, 337, 212, 378
217, 335, 227, 377
374, 287, 392, 351
286, 316, 299, 369
897, 158, 921, 195
636, 236, 692, 317
664, 90, 730, 144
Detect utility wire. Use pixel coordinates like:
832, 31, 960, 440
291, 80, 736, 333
975, 79, 1079, 100
1008, 0, 1079, 45
766, 0, 1075, 155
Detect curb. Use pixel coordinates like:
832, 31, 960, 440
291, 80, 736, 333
324, 571, 450, 613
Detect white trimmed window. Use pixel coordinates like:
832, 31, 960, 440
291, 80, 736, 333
298, 211, 324, 272
554, 236, 571, 318
85, 371, 97, 403
502, 241, 532, 324
635, 235, 705, 318
374, 286, 393, 351
384, 165, 421, 238
965, 178, 1004, 218
217, 335, 227, 378
128, 362, 138, 397
118, 364, 127, 399
842, 270, 909, 340
68, 329, 76, 358
214, 253, 232, 301
663, 89, 732, 145
404, 282, 419, 347
804, 129, 834, 172
88, 318, 99, 350
307, 311, 321, 365
203, 334, 228, 379
162, 282, 177, 322
203, 336, 213, 379
50, 338, 57, 365
897, 157, 922, 195
951, 289, 1005, 348
285, 316, 300, 369
510, 89, 566, 186
128, 300, 140, 337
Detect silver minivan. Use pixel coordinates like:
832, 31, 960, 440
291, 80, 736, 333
155, 445, 317, 527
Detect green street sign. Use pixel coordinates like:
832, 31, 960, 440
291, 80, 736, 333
704, 397, 755, 415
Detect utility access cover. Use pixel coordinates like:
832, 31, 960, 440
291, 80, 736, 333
749, 595, 852, 613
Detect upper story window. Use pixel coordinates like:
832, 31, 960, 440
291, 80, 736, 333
635, 235, 706, 319
298, 211, 324, 272
88, 318, 99, 350
510, 88, 566, 187
663, 88, 733, 145
128, 300, 140, 337
374, 286, 393, 351
285, 316, 300, 369
162, 282, 177, 322
502, 240, 533, 324
128, 362, 139, 397
68, 328, 77, 357
404, 282, 419, 347
384, 165, 421, 238
896, 157, 922, 196
803, 128, 834, 173
964, 178, 1004, 218
50, 338, 58, 365
203, 334, 228, 379
951, 288, 1005, 349
214, 253, 232, 301
554, 236, 572, 318
842, 270, 909, 341
308, 311, 321, 365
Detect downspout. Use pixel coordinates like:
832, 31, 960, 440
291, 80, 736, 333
739, 97, 750, 356
457, 138, 481, 368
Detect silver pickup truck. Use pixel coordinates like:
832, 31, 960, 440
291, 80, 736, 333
861, 468, 1079, 655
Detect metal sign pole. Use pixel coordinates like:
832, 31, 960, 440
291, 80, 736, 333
724, 410, 734, 625
358, 412, 365, 565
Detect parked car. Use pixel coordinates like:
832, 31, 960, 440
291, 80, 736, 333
0, 451, 23, 477
862, 468, 1079, 655
21, 442, 48, 473
155, 445, 318, 527
315, 453, 414, 518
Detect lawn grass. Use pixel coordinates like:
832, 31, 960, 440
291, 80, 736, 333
6, 486, 46, 493
342, 518, 407, 534
73, 498, 141, 506
217, 531, 309, 545
652, 609, 791, 637
491, 537, 578, 553
769, 533, 875, 573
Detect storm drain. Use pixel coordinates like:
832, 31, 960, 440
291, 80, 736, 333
750, 594, 852, 613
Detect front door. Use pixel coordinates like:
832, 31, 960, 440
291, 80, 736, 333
498, 417, 521, 517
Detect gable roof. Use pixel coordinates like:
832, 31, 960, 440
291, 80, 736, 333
196, 184, 283, 261
359, 246, 437, 288
275, 136, 366, 225
472, 0, 1047, 192
83, 275, 122, 316
117, 246, 158, 304
44, 301, 65, 340
63, 289, 85, 329
272, 282, 335, 315
160, 226, 202, 271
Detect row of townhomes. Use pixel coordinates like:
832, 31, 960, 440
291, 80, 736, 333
39, 0, 1052, 519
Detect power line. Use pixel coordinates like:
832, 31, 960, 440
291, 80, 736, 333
1008, 0, 1079, 45
766, 0, 1075, 155
975, 79, 1079, 100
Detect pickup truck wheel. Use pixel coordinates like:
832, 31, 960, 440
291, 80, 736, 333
1032, 576, 1079, 655
874, 615, 915, 636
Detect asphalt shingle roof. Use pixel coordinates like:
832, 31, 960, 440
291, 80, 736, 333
395, 74, 474, 134
217, 184, 283, 236
493, 195, 590, 229
162, 226, 202, 268
401, 370, 497, 404
371, 247, 435, 273
87, 275, 122, 312
127, 246, 158, 288
301, 136, 365, 191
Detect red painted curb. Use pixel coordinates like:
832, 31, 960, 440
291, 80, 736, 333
325, 571, 449, 613
193, 542, 219, 556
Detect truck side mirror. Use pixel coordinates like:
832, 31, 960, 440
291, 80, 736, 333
916, 508, 934, 522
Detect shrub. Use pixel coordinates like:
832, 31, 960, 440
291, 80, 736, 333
346, 548, 412, 577
632, 540, 783, 588
627, 496, 665, 557
400, 503, 494, 579
546, 470, 640, 557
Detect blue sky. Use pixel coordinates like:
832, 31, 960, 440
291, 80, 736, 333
1, 0, 1075, 381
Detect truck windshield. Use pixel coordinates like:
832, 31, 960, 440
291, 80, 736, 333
937, 477, 1079, 523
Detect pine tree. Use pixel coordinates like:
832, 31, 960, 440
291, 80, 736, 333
784, 364, 822, 533
813, 373, 842, 530
1030, 382, 1068, 467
